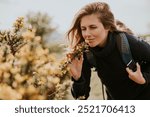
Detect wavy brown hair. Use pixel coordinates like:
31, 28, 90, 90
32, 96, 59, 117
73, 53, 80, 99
67, 2, 117, 48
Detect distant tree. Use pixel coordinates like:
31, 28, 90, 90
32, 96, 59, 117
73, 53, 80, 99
26, 12, 56, 44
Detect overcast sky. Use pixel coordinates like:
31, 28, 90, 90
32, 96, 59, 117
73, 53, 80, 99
0, 0, 150, 34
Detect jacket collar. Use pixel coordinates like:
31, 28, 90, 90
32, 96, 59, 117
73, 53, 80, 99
89, 32, 116, 58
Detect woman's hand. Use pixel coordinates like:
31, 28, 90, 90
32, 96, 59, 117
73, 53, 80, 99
68, 55, 83, 81
126, 63, 146, 84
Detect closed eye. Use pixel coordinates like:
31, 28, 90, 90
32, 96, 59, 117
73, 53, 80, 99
81, 25, 97, 31
89, 25, 97, 29
81, 27, 86, 31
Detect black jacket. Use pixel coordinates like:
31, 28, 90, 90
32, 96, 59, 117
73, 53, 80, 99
71, 32, 150, 100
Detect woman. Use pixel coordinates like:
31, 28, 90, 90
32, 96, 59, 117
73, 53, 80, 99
67, 2, 150, 99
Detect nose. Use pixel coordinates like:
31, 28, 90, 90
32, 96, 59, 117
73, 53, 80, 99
84, 30, 92, 39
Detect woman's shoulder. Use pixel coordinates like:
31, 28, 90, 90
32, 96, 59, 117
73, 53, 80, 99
112, 31, 140, 44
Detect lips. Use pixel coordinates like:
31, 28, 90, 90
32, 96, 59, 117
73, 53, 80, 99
85, 39, 94, 43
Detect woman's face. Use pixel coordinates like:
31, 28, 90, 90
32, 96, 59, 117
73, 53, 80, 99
80, 14, 109, 47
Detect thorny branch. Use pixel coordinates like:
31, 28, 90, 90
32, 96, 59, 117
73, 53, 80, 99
0, 17, 26, 55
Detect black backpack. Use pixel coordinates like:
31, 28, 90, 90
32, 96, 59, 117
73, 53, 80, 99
86, 32, 136, 71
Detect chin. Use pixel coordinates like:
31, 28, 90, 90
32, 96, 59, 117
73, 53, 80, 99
88, 43, 97, 47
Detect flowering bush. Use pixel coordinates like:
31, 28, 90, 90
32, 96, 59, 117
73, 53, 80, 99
0, 15, 91, 100
0, 17, 71, 100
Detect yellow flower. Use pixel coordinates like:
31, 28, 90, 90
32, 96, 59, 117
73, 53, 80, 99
0, 84, 22, 100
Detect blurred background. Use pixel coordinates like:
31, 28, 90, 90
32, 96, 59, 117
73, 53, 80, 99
0, 0, 150, 34
0, 0, 150, 100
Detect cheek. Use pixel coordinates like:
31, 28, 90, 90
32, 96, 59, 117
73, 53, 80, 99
97, 28, 107, 38
93, 32, 101, 40
81, 32, 85, 38
94, 29, 102, 36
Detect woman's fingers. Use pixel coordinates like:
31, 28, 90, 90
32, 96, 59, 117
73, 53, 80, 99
126, 62, 146, 84
136, 62, 141, 72
68, 55, 83, 81
126, 67, 133, 76
78, 55, 84, 64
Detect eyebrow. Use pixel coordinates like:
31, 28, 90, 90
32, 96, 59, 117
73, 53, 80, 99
81, 24, 97, 28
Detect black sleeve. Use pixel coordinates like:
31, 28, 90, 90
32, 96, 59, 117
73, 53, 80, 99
71, 53, 91, 99
126, 34, 150, 62
141, 62, 150, 85
126, 34, 150, 84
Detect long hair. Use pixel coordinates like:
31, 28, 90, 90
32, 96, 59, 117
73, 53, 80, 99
67, 2, 132, 48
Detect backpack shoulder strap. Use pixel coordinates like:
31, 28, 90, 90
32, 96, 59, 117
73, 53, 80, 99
85, 50, 97, 68
116, 32, 136, 71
